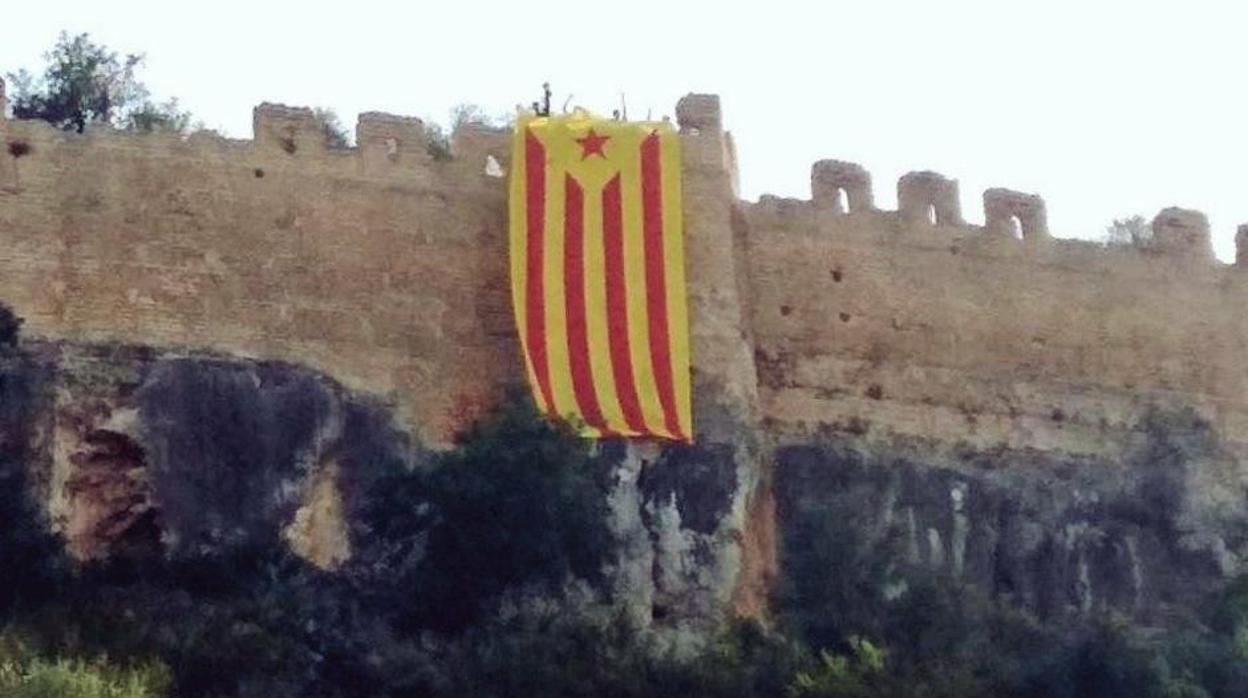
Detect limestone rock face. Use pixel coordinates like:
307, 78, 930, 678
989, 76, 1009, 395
775, 405, 1248, 625
12, 342, 412, 565
5, 338, 1248, 633
4, 341, 765, 631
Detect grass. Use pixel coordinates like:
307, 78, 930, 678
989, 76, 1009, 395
0, 654, 169, 698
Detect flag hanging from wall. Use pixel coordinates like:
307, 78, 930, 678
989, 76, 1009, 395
509, 111, 691, 441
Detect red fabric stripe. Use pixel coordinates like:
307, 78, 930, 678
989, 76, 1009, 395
640, 132, 684, 439
601, 174, 646, 433
563, 174, 612, 434
524, 130, 555, 414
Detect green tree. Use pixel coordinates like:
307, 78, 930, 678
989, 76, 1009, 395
359, 396, 615, 633
312, 108, 350, 148
7, 32, 191, 134
123, 99, 192, 135
425, 103, 502, 160
1105, 215, 1152, 247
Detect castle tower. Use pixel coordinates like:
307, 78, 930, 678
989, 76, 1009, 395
650, 94, 770, 619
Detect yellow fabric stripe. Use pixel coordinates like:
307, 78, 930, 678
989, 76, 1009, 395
580, 171, 627, 434
659, 127, 692, 438
509, 118, 537, 409
617, 127, 666, 436
543, 128, 578, 426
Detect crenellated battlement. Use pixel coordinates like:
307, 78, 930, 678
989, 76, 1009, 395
3, 92, 1243, 264
897, 170, 964, 227
752, 151, 1248, 267
355, 111, 427, 169
0, 99, 513, 195
983, 188, 1048, 240
1151, 207, 1214, 261
811, 160, 874, 214
743, 137, 1248, 458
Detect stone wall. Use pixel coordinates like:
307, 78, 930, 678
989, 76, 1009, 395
0, 103, 518, 443
0, 96, 768, 448
746, 166, 1248, 461
6, 94, 1244, 457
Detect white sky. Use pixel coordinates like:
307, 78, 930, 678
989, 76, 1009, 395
3, 0, 1245, 259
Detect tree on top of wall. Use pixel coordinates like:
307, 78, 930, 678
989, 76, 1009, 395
6, 32, 193, 134
425, 103, 506, 161
312, 108, 351, 149
1104, 215, 1153, 247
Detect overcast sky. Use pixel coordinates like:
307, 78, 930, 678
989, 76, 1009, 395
3, 0, 1245, 259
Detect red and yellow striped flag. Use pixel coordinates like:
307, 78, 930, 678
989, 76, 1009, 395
509, 112, 691, 441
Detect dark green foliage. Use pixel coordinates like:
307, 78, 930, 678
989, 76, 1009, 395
0, 304, 22, 347
1104, 215, 1153, 247
312, 108, 350, 148
0, 642, 170, 698
0, 349, 62, 620
121, 99, 192, 135
360, 395, 616, 632
425, 614, 805, 698
7, 33, 191, 133
789, 637, 892, 698
424, 103, 503, 161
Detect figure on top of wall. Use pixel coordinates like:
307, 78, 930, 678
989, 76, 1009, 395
530, 82, 552, 117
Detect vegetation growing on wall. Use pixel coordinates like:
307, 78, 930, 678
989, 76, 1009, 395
424, 103, 504, 160
312, 108, 351, 148
6, 33, 193, 134
1103, 214, 1153, 247
0, 303, 21, 347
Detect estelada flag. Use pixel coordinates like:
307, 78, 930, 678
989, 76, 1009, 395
509, 111, 691, 441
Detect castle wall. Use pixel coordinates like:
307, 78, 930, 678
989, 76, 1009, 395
745, 169, 1248, 459
5, 93, 1248, 463
0, 105, 518, 441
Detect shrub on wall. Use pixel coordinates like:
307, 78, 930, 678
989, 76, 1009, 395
0, 304, 22, 347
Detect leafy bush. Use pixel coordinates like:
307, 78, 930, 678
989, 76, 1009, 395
1104, 215, 1153, 247
790, 637, 891, 698
312, 108, 350, 148
424, 103, 503, 161
0, 304, 22, 347
419, 610, 804, 698
0, 642, 169, 698
360, 395, 615, 633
